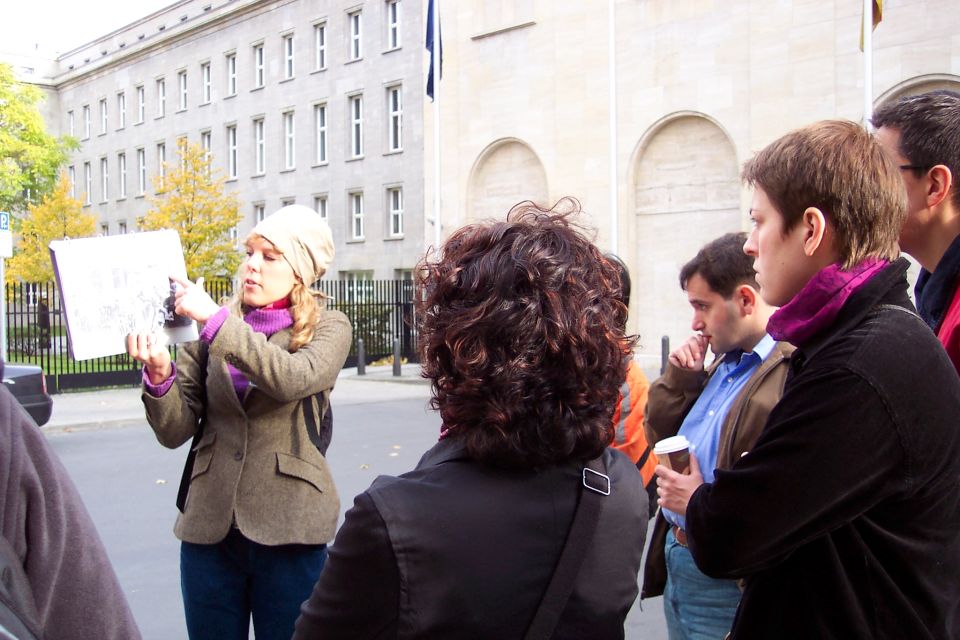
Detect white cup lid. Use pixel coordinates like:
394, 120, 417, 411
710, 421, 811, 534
653, 435, 690, 455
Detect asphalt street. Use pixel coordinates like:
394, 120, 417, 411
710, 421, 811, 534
43, 368, 667, 639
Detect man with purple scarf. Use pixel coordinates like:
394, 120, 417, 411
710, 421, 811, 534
656, 120, 960, 639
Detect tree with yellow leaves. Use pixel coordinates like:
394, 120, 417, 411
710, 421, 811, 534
138, 141, 242, 280
6, 171, 96, 283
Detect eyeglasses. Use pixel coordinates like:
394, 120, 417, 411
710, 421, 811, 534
898, 164, 931, 173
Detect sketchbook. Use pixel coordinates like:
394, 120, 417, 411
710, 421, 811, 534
49, 230, 199, 360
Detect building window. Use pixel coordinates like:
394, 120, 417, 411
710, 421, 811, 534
349, 10, 362, 60
226, 52, 237, 96
99, 98, 107, 134
136, 85, 145, 123
388, 186, 403, 236
281, 197, 295, 207
340, 270, 373, 302
178, 70, 188, 110
137, 148, 146, 195
226, 124, 238, 179
68, 165, 75, 198
118, 221, 128, 234
200, 130, 212, 164
101, 222, 109, 236
253, 118, 265, 174
387, 85, 402, 152
350, 191, 364, 239
314, 22, 326, 70
313, 103, 327, 164
254, 203, 265, 223
314, 194, 328, 219
117, 92, 126, 129
201, 62, 211, 103
100, 157, 108, 202
118, 152, 127, 199
157, 142, 166, 188
283, 111, 295, 170
83, 162, 92, 205
67, 110, 75, 137
253, 43, 265, 88
386, 0, 401, 49
135, 147, 147, 194
283, 34, 295, 79
156, 78, 166, 117
82, 104, 90, 138
350, 94, 363, 158
177, 136, 188, 170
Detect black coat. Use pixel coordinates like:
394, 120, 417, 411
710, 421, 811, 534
293, 439, 647, 639
686, 259, 960, 639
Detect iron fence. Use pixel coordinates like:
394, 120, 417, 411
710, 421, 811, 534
4, 279, 418, 393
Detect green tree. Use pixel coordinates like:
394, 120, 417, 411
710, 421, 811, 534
139, 141, 242, 280
6, 171, 97, 283
0, 63, 76, 214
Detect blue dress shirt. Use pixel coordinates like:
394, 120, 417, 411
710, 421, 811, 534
663, 333, 775, 530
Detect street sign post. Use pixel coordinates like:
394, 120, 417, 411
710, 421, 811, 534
0, 211, 9, 361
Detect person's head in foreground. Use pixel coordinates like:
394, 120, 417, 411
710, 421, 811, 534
230, 204, 335, 350
742, 119, 905, 313
416, 198, 635, 468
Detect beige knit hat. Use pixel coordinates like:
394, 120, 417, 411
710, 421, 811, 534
252, 205, 335, 286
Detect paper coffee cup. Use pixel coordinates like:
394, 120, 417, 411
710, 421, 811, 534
654, 435, 691, 475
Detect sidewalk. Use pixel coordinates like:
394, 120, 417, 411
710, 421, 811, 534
45, 364, 430, 432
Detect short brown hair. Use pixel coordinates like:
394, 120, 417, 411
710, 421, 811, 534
415, 198, 635, 468
741, 120, 906, 268
679, 232, 757, 298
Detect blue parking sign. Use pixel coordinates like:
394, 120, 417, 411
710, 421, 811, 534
0, 212, 8, 231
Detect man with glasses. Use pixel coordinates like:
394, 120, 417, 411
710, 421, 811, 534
872, 90, 960, 374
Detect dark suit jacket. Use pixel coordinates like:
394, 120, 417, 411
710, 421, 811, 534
294, 439, 648, 639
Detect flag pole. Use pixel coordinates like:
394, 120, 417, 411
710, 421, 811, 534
608, 0, 618, 254
863, 0, 873, 127
431, 0, 442, 253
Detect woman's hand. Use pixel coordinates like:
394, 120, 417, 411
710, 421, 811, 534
655, 452, 705, 516
171, 276, 221, 323
127, 332, 173, 385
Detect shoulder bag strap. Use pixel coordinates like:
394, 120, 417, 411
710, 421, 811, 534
302, 392, 333, 456
524, 456, 610, 640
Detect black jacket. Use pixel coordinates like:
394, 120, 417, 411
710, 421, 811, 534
293, 439, 647, 639
686, 259, 960, 639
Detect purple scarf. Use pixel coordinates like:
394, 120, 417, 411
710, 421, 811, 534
767, 259, 888, 346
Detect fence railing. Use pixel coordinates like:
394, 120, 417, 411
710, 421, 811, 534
4, 279, 418, 393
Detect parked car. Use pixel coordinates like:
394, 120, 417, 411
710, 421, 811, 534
2, 364, 53, 426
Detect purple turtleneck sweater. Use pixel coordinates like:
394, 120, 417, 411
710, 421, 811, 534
143, 304, 294, 400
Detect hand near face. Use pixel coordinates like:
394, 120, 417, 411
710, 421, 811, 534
170, 276, 221, 323
668, 334, 710, 371
127, 332, 172, 385
655, 452, 705, 516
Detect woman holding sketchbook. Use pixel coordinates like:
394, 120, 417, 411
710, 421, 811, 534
127, 205, 352, 640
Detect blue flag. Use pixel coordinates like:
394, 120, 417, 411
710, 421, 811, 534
425, 0, 442, 100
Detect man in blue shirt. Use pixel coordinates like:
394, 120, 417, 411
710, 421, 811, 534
641, 232, 794, 640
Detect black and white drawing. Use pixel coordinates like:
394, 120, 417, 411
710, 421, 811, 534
50, 230, 199, 360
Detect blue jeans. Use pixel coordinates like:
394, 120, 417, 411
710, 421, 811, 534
180, 528, 327, 640
663, 528, 741, 640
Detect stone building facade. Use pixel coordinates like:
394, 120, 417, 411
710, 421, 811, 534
12, 0, 960, 359
430, 0, 960, 360
35, 0, 426, 280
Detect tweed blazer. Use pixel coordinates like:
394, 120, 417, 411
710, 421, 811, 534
142, 309, 352, 546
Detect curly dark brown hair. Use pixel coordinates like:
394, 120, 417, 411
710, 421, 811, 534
415, 198, 636, 468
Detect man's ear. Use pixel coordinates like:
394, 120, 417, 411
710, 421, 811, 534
800, 207, 829, 258
735, 284, 757, 316
927, 165, 953, 210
